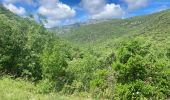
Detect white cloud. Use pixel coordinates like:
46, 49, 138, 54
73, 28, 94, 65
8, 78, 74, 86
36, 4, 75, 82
37, 1, 76, 28
38, 2, 75, 20
81, 0, 124, 19
3, 0, 151, 27
81, 0, 106, 14
157, 5, 169, 12
91, 4, 125, 19
2, 0, 36, 16
2, 0, 76, 27
44, 19, 60, 28
3, 3, 26, 15
3, 0, 35, 5
124, 0, 149, 10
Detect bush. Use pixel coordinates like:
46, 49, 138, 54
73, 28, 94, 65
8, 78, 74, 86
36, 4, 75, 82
67, 54, 100, 93
40, 40, 68, 91
90, 69, 109, 98
112, 38, 170, 99
114, 80, 165, 100
36, 79, 54, 93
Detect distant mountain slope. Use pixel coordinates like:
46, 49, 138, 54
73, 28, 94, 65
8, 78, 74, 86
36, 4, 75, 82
52, 9, 170, 45
54, 19, 129, 45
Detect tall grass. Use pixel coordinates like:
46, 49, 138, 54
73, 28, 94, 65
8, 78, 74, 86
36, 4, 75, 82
0, 77, 92, 100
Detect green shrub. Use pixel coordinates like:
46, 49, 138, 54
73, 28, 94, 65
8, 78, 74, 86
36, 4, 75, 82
67, 54, 100, 92
166, 48, 170, 59
90, 69, 109, 98
40, 40, 68, 91
36, 79, 54, 93
114, 80, 165, 100
113, 38, 170, 99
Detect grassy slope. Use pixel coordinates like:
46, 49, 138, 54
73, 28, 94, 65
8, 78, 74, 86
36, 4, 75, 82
56, 9, 170, 46
58, 19, 129, 45
1, 4, 170, 99
0, 77, 92, 100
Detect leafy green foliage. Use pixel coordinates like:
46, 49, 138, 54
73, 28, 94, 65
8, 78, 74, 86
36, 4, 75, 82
0, 6, 70, 84
0, 12, 45, 79
112, 39, 170, 99
0, 5, 170, 100
40, 40, 68, 91
53, 9, 170, 47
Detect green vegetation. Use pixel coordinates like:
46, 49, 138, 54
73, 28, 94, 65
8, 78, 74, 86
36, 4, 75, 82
56, 9, 170, 47
0, 5, 170, 100
0, 77, 91, 100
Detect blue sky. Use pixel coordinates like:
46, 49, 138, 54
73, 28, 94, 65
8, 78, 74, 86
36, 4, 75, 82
1, 0, 170, 28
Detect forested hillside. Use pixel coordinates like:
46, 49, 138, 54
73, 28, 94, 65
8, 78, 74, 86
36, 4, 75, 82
55, 9, 170, 46
0, 5, 170, 100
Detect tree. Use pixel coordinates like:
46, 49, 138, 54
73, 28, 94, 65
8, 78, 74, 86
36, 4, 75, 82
40, 40, 68, 91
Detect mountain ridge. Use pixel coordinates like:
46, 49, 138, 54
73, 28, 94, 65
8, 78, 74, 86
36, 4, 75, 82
51, 9, 170, 46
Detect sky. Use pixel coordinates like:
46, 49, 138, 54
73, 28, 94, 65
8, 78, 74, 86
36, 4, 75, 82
1, 0, 170, 28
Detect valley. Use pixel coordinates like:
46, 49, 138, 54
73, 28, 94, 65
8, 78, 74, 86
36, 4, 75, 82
0, 5, 170, 100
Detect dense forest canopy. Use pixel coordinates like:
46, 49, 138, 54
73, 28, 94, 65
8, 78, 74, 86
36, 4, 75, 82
0, 5, 170, 100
